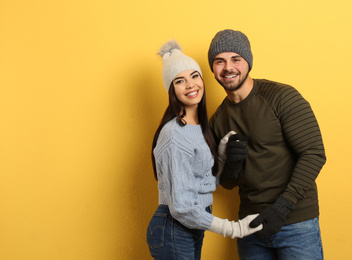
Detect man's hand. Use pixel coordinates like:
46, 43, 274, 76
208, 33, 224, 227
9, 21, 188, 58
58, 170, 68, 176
249, 195, 296, 237
222, 134, 248, 179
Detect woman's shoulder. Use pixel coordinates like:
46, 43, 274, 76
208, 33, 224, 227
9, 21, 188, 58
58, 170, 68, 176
160, 118, 202, 137
159, 118, 180, 137
157, 118, 203, 151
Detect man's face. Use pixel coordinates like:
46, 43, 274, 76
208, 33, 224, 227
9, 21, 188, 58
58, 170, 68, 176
212, 52, 250, 91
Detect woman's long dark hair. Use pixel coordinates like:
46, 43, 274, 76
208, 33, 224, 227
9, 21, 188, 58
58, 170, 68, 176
151, 79, 218, 180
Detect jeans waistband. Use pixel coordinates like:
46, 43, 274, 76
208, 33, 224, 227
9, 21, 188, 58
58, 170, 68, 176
158, 204, 212, 214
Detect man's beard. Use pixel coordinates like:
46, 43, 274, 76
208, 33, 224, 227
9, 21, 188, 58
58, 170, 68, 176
217, 71, 249, 92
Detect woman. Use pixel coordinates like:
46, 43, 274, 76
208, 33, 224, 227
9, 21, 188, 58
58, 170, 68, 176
146, 40, 262, 260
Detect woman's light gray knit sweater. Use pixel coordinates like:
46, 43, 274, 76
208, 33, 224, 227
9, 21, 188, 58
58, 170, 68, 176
154, 118, 216, 230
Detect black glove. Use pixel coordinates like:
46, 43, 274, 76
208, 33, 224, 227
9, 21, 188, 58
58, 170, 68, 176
249, 194, 296, 237
222, 134, 248, 179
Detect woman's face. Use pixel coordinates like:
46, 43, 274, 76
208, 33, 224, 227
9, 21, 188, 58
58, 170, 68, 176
172, 70, 204, 109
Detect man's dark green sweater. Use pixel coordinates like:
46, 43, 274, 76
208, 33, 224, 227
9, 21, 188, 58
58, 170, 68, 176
210, 79, 326, 224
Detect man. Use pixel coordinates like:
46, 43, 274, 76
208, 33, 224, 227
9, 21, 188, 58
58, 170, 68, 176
208, 29, 326, 259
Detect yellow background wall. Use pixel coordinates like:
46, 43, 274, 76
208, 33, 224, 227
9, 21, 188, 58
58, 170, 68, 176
1, 0, 351, 259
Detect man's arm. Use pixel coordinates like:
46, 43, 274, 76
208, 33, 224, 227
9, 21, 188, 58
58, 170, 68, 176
279, 87, 326, 204
250, 86, 326, 236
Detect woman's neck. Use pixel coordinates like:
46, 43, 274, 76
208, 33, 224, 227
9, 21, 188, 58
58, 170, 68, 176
182, 106, 199, 125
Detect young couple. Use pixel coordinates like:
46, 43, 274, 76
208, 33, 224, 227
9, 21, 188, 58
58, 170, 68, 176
146, 29, 326, 260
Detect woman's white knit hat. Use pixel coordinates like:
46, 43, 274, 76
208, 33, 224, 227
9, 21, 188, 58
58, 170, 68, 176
158, 40, 202, 92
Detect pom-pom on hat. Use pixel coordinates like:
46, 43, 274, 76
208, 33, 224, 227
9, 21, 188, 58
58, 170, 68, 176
158, 40, 202, 92
208, 29, 253, 72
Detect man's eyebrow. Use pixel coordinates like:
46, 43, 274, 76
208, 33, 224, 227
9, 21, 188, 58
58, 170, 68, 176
214, 55, 242, 60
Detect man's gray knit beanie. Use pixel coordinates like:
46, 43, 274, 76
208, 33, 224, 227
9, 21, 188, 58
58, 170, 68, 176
208, 29, 253, 72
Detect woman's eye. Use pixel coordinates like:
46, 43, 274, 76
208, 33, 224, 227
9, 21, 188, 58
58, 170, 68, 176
174, 80, 183, 85
192, 74, 199, 79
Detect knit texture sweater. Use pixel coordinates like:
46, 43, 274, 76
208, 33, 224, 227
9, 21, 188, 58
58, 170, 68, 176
210, 79, 326, 224
154, 118, 216, 230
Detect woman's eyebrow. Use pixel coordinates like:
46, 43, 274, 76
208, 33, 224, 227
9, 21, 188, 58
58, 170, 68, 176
173, 76, 184, 81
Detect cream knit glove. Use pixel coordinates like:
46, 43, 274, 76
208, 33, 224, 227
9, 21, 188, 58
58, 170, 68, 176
209, 214, 263, 239
217, 131, 237, 176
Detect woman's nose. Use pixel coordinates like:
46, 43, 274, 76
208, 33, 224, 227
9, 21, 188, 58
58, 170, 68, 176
186, 80, 195, 89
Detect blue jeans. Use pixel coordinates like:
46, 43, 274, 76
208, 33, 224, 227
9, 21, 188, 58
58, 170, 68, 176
146, 205, 210, 260
237, 217, 324, 260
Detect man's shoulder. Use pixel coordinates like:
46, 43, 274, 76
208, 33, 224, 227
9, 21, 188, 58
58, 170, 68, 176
254, 79, 299, 99
255, 78, 294, 90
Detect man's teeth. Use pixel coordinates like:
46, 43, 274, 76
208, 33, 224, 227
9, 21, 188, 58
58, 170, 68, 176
186, 91, 197, 96
224, 75, 237, 78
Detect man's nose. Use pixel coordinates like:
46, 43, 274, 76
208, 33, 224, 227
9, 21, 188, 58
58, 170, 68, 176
224, 62, 232, 72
